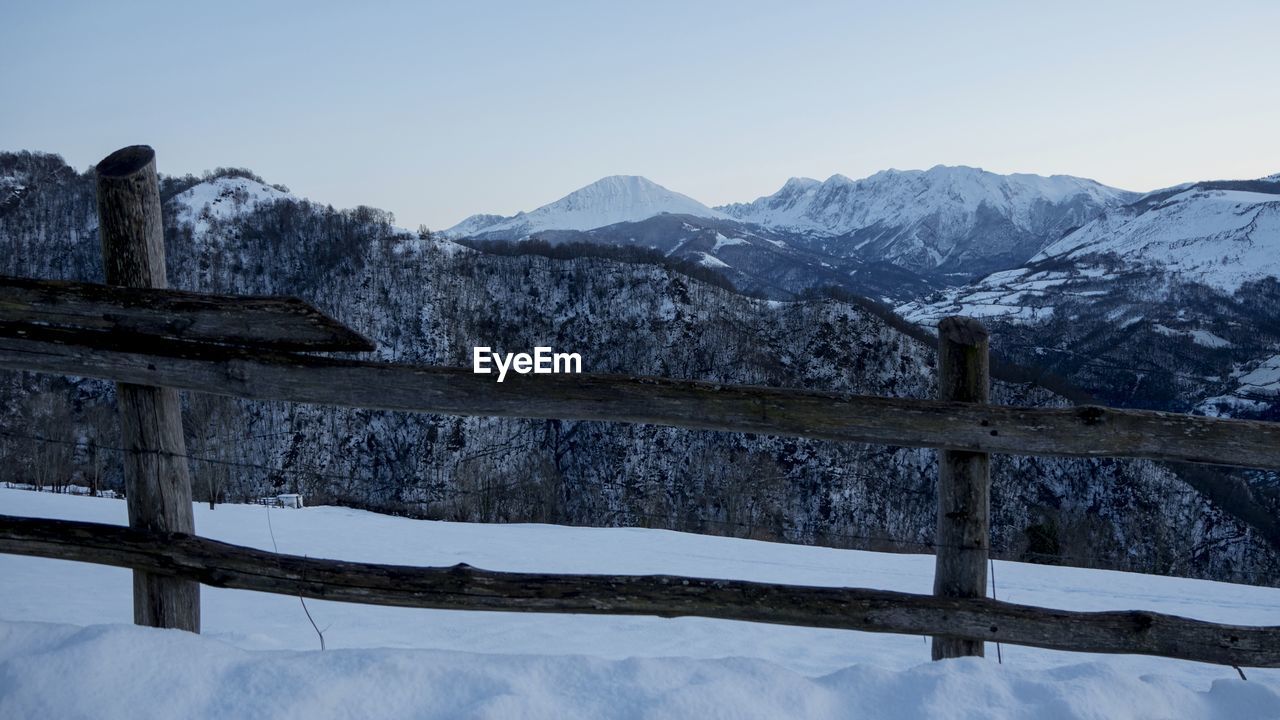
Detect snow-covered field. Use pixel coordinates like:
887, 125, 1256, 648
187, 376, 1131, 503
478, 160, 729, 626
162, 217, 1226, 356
1, 488, 1278, 719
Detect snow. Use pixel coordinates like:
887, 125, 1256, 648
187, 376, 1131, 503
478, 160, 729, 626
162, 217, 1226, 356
1152, 325, 1231, 348
6, 624, 1278, 720
711, 232, 748, 251
1034, 186, 1280, 292
442, 176, 727, 238
898, 287, 1056, 325
697, 252, 730, 269
1189, 330, 1232, 348
1194, 354, 1280, 416
388, 229, 473, 258
1198, 395, 1271, 417
2, 488, 1279, 719
1237, 355, 1280, 392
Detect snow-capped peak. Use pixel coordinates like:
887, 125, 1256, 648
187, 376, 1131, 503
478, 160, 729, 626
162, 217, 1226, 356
444, 175, 726, 238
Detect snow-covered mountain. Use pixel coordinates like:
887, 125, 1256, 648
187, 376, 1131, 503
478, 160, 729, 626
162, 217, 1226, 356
1029, 180, 1280, 292
900, 175, 1280, 420
719, 166, 1137, 279
442, 167, 1138, 298
445, 175, 727, 240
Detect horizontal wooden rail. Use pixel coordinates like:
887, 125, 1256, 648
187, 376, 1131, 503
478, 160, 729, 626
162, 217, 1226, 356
1, 326, 1278, 469
0, 275, 372, 352
0, 514, 1276, 667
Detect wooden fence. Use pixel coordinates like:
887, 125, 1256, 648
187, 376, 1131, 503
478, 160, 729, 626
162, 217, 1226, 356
1, 145, 1278, 668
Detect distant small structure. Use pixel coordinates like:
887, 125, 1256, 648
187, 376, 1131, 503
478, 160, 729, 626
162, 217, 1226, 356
256, 493, 304, 509
277, 493, 304, 509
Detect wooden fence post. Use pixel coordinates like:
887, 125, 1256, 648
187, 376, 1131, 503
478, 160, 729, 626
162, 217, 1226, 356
96, 145, 200, 632
932, 316, 990, 660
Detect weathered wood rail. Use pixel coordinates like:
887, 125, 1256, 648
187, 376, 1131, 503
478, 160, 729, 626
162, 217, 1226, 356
1, 322, 1279, 471
0, 274, 373, 352
3, 144, 1279, 669
4, 514, 1278, 668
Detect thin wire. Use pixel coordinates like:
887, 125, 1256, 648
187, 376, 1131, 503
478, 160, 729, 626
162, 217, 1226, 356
265, 502, 325, 651
990, 556, 1003, 664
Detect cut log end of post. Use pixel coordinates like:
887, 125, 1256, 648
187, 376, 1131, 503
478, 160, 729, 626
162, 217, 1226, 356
938, 315, 990, 348
96, 145, 156, 179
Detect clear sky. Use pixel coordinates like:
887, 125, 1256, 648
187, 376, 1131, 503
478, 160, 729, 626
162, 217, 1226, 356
3, 0, 1278, 231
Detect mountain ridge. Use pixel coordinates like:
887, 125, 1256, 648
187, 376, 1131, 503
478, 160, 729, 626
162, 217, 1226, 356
443, 166, 1139, 282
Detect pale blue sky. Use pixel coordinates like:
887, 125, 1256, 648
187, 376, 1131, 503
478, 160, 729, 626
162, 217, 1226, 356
3, 0, 1278, 230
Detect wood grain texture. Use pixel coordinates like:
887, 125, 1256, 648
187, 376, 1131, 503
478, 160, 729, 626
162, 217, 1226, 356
1, 514, 1277, 667
1, 328, 1278, 470
96, 145, 199, 632
933, 316, 991, 660
0, 275, 373, 352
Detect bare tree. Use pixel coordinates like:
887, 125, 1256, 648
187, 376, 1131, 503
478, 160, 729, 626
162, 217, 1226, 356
185, 392, 239, 509
26, 392, 73, 492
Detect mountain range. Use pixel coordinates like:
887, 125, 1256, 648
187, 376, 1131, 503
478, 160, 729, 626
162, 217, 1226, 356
445, 166, 1137, 296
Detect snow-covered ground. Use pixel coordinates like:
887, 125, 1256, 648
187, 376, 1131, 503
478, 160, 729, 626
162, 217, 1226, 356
1, 488, 1278, 719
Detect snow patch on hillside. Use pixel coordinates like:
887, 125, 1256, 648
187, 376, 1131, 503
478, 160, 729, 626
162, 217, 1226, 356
698, 252, 730, 268
171, 176, 293, 237
712, 232, 748, 251
1201, 354, 1280, 416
